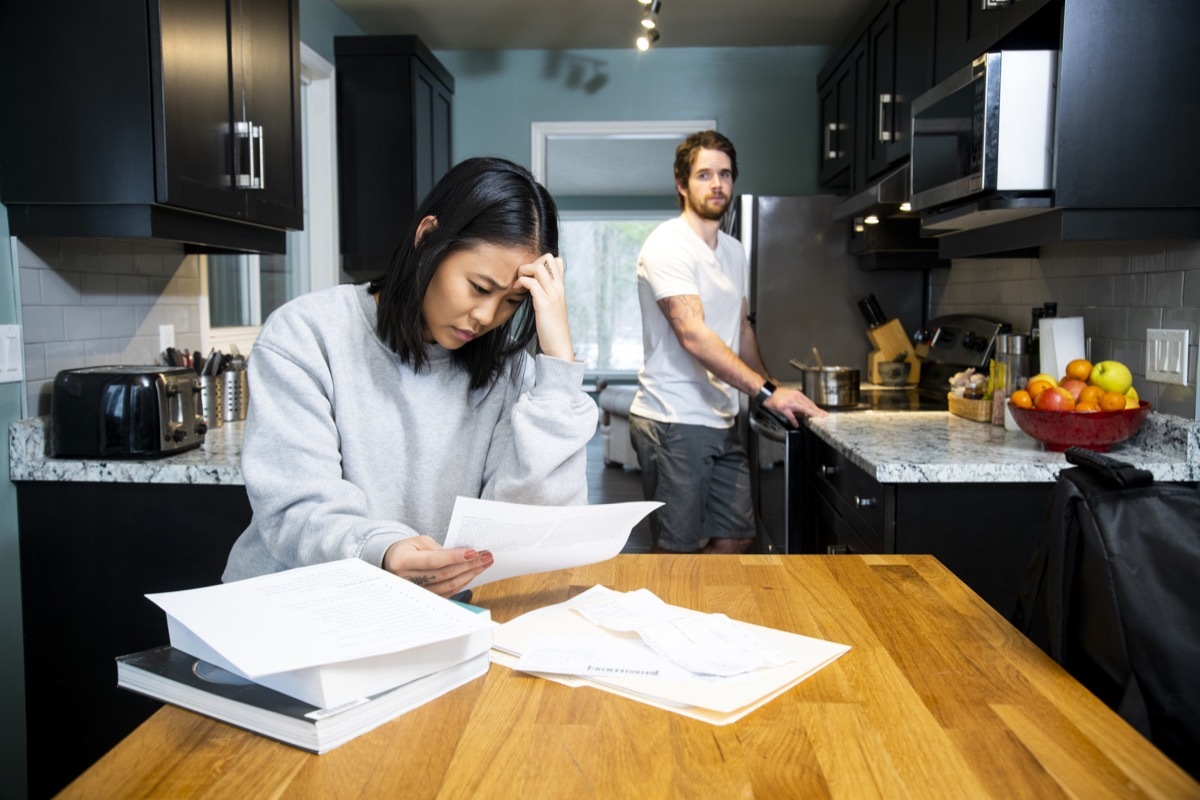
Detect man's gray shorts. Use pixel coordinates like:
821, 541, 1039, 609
628, 414, 755, 553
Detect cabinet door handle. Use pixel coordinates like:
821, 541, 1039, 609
255, 124, 266, 190
819, 464, 838, 477
854, 495, 877, 509
826, 545, 852, 555
878, 94, 893, 143
824, 122, 840, 160
234, 121, 265, 190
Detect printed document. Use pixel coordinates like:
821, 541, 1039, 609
443, 497, 661, 589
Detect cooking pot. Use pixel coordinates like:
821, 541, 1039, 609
787, 363, 861, 409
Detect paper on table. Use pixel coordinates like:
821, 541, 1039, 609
443, 497, 662, 589
492, 585, 851, 725
147, 559, 494, 708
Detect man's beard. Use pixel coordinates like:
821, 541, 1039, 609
688, 191, 727, 221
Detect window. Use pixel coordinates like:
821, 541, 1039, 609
202, 42, 340, 354
532, 120, 714, 380
559, 212, 669, 379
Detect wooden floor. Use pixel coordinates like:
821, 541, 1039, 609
585, 428, 653, 554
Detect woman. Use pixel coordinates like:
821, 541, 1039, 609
222, 157, 598, 597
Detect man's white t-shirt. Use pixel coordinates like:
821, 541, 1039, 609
631, 216, 748, 429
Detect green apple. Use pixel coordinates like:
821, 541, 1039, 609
1090, 360, 1133, 394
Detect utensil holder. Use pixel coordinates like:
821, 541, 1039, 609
199, 374, 224, 428
222, 369, 249, 422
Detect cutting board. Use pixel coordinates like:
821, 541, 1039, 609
867, 319, 920, 384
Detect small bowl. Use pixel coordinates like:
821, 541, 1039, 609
1008, 400, 1151, 452
877, 361, 911, 386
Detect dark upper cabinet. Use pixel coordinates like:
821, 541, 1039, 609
335, 36, 454, 282
0, 0, 302, 253
817, 36, 866, 189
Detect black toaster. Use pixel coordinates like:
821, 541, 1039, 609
51, 366, 208, 458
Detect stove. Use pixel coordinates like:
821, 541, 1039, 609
748, 313, 1011, 554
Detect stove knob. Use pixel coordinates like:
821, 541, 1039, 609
195, 421, 208, 436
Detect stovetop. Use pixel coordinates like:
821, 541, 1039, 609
830, 384, 948, 413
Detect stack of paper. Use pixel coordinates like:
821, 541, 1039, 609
491, 585, 851, 725
117, 559, 494, 751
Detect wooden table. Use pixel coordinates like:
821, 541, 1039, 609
59, 555, 1198, 799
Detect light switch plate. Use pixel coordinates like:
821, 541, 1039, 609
0, 324, 23, 384
1146, 328, 1189, 385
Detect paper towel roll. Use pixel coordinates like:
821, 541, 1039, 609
1039, 316, 1086, 380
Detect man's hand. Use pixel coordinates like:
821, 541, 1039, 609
763, 384, 827, 426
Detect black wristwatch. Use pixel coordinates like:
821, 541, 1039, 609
756, 379, 777, 405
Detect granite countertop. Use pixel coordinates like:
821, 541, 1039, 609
806, 410, 1200, 483
11, 410, 1200, 486
9, 416, 246, 485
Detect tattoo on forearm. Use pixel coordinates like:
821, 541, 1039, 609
407, 575, 434, 586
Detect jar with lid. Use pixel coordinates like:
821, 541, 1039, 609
1001, 333, 1030, 431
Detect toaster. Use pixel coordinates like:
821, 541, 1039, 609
51, 366, 208, 458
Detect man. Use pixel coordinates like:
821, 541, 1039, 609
629, 130, 826, 554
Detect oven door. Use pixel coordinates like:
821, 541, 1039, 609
747, 412, 804, 554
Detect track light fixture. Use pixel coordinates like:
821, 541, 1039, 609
641, 0, 662, 29
635, 0, 662, 49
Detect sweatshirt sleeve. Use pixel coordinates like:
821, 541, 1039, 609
234, 333, 417, 576
480, 353, 599, 506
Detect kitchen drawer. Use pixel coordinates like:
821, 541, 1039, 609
814, 494, 878, 555
812, 438, 891, 548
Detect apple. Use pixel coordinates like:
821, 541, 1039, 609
1090, 360, 1133, 394
1025, 373, 1058, 393
1059, 378, 1087, 402
1035, 385, 1075, 412
1125, 385, 1140, 409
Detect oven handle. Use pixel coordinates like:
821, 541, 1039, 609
748, 411, 788, 444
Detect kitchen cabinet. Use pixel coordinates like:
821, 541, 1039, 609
335, 36, 454, 282
816, 35, 865, 189
0, 0, 302, 253
804, 433, 1054, 617
16, 481, 252, 799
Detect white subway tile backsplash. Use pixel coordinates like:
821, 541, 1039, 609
44, 340, 87, 375
21, 306, 64, 344
63, 306, 105, 340
18, 267, 41, 304
39, 268, 81, 305
81, 273, 119, 305
930, 239, 1199, 419
101, 306, 138, 339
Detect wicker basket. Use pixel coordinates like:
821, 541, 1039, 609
947, 392, 994, 422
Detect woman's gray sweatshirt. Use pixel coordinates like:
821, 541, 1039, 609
222, 284, 598, 582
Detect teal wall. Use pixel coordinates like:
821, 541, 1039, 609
434, 46, 832, 197
298, 0, 365, 63
0, 197, 27, 799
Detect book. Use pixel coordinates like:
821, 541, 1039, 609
117, 645, 488, 754
145, 558, 495, 709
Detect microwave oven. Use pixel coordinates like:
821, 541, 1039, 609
909, 50, 1058, 213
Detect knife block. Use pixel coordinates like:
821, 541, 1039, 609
866, 319, 920, 384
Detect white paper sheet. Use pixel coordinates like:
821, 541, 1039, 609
492, 585, 852, 724
443, 497, 661, 589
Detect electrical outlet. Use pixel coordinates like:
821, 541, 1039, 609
1145, 328, 1189, 385
0, 324, 23, 383
158, 324, 176, 353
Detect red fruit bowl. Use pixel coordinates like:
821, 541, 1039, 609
1008, 400, 1151, 452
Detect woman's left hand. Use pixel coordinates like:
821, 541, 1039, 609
517, 253, 574, 361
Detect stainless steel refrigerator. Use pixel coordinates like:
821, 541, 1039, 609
724, 194, 928, 553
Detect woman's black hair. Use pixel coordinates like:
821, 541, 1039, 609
368, 157, 559, 391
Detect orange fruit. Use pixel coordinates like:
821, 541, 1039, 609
1065, 358, 1093, 382
1078, 384, 1105, 406
1099, 390, 1127, 412
1009, 389, 1033, 409
1027, 378, 1055, 400
1075, 400, 1100, 413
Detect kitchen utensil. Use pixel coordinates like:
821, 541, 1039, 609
866, 319, 920, 385
811, 347, 826, 370
222, 367, 250, 422
857, 297, 884, 328
788, 358, 809, 371
794, 365, 860, 409
199, 374, 224, 428
876, 360, 911, 386
1008, 401, 1151, 452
